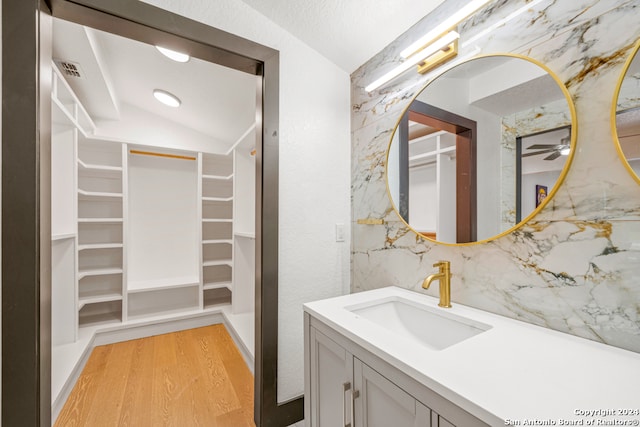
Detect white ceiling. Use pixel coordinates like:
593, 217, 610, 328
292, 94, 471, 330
53, 18, 257, 148
238, 0, 447, 73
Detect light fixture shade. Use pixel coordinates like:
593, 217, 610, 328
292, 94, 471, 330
153, 89, 181, 107
365, 31, 460, 92
155, 46, 190, 62
400, 0, 491, 58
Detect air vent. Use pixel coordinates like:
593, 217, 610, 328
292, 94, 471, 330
55, 60, 84, 78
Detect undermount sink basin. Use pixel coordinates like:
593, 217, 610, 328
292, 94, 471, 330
347, 297, 491, 350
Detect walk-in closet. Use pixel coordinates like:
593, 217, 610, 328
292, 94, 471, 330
50, 17, 258, 419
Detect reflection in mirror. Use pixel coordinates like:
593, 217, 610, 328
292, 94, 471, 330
517, 126, 571, 222
387, 55, 575, 244
615, 41, 640, 180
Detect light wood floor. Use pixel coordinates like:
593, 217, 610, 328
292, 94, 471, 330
54, 324, 255, 427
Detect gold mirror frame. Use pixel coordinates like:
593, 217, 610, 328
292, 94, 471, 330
385, 53, 578, 246
611, 38, 640, 185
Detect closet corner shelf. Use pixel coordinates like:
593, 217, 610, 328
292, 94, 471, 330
78, 189, 124, 200
202, 174, 233, 181
78, 267, 123, 280
202, 260, 233, 267
52, 233, 76, 241
78, 293, 123, 310
409, 145, 456, 163
78, 312, 121, 329
78, 218, 123, 223
202, 218, 233, 223
78, 243, 123, 251
202, 239, 233, 245
234, 232, 255, 239
202, 196, 233, 202
77, 159, 123, 173
203, 282, 232, 291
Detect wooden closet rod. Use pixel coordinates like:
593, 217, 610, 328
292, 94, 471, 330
130, 149, 196, 161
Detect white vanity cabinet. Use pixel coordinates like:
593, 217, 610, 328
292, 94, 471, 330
304, 314, 488, 427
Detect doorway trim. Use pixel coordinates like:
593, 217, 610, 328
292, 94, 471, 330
2, 1, 303, 425
400, 100, 477, 243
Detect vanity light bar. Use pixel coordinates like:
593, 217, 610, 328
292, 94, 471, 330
461, 0, 547, 48
365, 31, 460, 93
400, 0, 491, 59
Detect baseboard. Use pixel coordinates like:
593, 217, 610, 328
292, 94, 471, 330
93, 310, 225, 346
51, 308, 239, 424
222, 311, 255, 374
51, 333, 96, 422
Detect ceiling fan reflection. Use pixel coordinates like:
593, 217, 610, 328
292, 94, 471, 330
523, 136, 570, 161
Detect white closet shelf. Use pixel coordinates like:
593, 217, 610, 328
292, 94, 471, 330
202, 218, 233, 223
52, 233, 76, 241
78, 218, 123, 223
78, 267, 123, 280
127, 277, 200, 293
202, 174, 233, 181
202, 196, 233, 202
78, 243, 123, 251
202, 239, 233, 245
78, 293, 123, 310
409, 145, 456, 162
78, 189, 123, 199
52, 97, 76, 129
203, 260, 233, 267
234, 232, 255, 239
77, 159, 123, 173
78, 312, 121, 329
203, 282, 232, 291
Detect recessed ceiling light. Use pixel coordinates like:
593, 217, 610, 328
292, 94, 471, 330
155, 46, 190, 63
153, 89, 181, 107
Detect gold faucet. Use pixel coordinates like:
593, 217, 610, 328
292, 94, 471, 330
422, 261, 452, 308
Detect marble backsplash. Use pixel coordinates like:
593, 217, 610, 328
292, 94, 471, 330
351, 0, 640, 352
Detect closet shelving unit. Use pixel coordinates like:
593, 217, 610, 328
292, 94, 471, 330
76, 135, 125, 328
201, 152, 234, 309
51, 63, 92, 346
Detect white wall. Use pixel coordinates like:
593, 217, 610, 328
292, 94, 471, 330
138, 0, 351, 403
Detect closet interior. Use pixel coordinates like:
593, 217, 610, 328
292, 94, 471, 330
50, 18, 258, 418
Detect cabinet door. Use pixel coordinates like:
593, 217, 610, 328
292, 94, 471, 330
431, 413, 455, 427
353, 358, 431, 427
309, 327, 353, 427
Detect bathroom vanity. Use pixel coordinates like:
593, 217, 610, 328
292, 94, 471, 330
304, 287, 640, 426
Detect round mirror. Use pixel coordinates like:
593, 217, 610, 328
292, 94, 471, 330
613, 40, 640, 182
386, 54, 576, 245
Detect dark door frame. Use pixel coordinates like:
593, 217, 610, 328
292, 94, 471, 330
2, 1, 303, 425
399, 100, 477, 243
515, 125, 571, 223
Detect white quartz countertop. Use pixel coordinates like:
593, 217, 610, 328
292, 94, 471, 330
303, 286, 640, 426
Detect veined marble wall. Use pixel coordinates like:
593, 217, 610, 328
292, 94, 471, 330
351, 0, 640, 353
